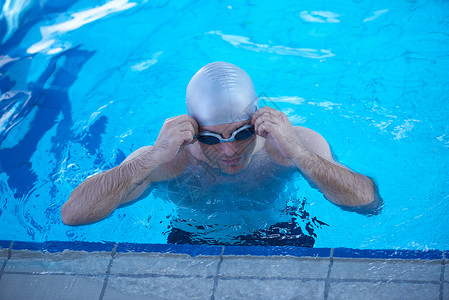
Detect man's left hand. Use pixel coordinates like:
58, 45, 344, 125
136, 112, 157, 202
251, 106, 306, 160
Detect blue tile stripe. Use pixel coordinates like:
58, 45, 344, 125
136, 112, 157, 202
333, 247, 443, 260
0, 240, 446, 260
0, 240, 11, 249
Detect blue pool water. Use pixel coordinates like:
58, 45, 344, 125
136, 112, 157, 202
0, 0, 448, 250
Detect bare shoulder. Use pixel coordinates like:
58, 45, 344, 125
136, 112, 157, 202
293, 126, 334, 162
122, 145, 189, 180
265, 126, 336, 166
120, 145, 190, 204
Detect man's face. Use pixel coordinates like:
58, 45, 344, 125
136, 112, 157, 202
198, 120, 256, 175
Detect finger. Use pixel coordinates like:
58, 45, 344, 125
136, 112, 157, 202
254, 113, 266, 134
266, 107, 285, 120
165, 116, 178, 123
254, 113, 279, 134
254, 112, 275, 127
251, 107, 268, 125
172, 114, 191, 123
254, 114, 265, 132
170, 115, 199, 133
184, 115, 199, 134
178, 130, 195, 146
179, 126, 198, 144
251, 106, 280, 125
178, 120, 197, 136
257, 122, 269, 138
256, 119, 277, 138
277, 110, 289, 122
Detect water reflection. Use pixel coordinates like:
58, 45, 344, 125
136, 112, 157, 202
0, 47, 95, 198
207, 30, 335, 59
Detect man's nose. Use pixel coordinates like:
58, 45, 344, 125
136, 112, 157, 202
220, 141, 238, 156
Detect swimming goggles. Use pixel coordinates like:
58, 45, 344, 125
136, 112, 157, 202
196, 124, 255, 145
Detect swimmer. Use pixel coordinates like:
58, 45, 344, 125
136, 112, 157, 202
61, 62, 379, 225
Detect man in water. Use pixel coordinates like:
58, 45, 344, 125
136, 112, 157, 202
61, 62, 379, 226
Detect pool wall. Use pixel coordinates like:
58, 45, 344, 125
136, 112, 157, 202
0, 239, 447, 299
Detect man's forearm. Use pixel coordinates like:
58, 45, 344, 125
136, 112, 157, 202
292, 148, 375, 207
61, 148, 160, 225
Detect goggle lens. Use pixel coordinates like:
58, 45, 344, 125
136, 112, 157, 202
197, 136, 221, 145
197, 126, 255, 145
235, 127, 255, 141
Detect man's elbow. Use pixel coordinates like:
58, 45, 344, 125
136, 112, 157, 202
357, 190, 375, 206
335, 185, 375, 207
61, 203, 80, 226
341, 183, 383, 215
354, 175, 375, 204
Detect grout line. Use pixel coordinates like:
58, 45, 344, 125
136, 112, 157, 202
1, 269, 441, 285
99, 243, 118, 300
109, 273, 216, 279
323, 248, 334, 300
329, 278, 440, 285
210, 246, 225, 300
440, 251, 446, 300
0, 241, 14, 281
217, 276, 325, 282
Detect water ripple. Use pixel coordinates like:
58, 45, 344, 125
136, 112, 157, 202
299, 11, 341, 23
26, 0, 138, 55
207, 30, 335, 59
363, 9, 389, 23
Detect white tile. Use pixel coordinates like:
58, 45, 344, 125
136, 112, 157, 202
105, 275, 214, 299
110, 253, 219, 277
0, 273, 104, 300
327, 281, 439, 300
215, 278, 324, 300
220, 256, 329, 279
6, 250, 111, 275
331, 258, 441, 282
0, 248, 9, 259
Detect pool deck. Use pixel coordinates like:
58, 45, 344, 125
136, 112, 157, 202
0, 241, 447, 299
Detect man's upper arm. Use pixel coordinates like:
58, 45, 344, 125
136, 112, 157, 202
120, 145, 189, 204
120, 146, 153, 204
294, 126, 351, 169
122, 146, 153, 164
266, 126, 335, 166
294, 127, 333, 162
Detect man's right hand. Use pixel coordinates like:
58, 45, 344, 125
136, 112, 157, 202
153, 115, 199, 164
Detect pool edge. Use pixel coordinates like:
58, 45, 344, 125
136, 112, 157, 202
0, 240, 445, 260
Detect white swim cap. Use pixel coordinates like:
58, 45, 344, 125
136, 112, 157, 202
186, 62, 259, 126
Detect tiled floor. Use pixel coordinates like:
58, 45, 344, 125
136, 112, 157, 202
0, 243, 446, 300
